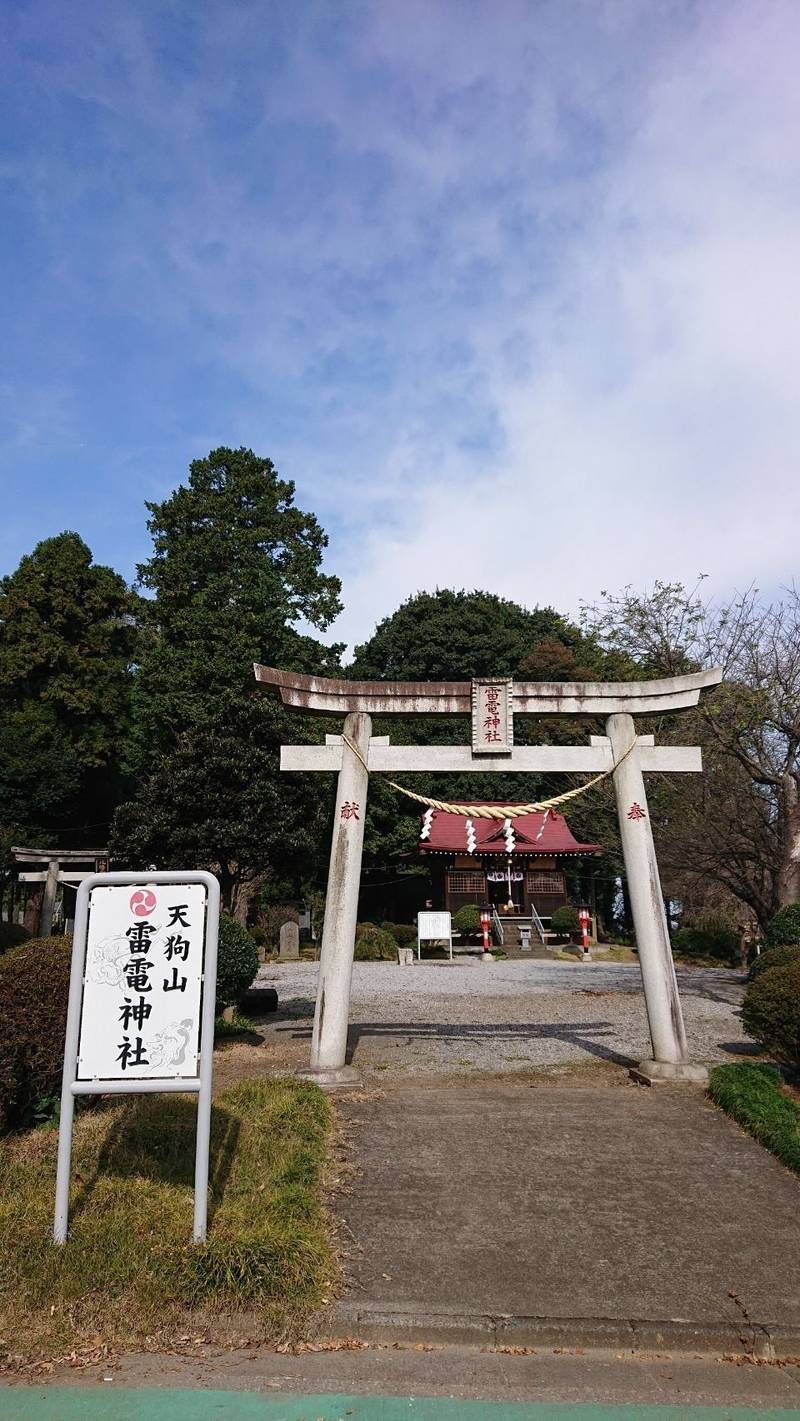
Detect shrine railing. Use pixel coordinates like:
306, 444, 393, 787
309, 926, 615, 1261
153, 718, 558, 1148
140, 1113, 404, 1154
529, 903, 546, 943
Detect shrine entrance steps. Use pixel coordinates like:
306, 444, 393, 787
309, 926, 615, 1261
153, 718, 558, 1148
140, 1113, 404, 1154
495, 916, 551, 959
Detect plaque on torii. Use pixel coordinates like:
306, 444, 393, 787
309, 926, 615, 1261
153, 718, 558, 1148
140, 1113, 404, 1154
255, 663, 722, 1087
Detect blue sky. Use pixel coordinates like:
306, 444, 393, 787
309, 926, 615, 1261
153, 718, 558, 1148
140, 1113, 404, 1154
2, 0, 798, 651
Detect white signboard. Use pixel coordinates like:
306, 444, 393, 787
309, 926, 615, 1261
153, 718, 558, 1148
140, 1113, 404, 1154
55, 870, 220, 1247
417, 910, 452, 942
417, 910, 453, 960
77, 881, 207, 1080
471, 678, 513, 755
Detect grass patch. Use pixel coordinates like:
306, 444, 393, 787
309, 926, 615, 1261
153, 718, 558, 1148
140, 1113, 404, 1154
606, 945, 638, 962
708, 1063, 800, 1175
214, 1010, 260, 1041
0, 1078, 336, 1362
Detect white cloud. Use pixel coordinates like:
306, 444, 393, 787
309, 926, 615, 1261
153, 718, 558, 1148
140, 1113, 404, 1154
319, 1, 800, 649
3, 0, 798, 641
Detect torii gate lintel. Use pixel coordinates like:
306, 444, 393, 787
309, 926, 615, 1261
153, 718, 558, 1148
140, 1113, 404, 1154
255, 665, 723, 1088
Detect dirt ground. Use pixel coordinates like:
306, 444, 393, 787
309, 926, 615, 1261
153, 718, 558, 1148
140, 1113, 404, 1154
215, 959, 752, 1091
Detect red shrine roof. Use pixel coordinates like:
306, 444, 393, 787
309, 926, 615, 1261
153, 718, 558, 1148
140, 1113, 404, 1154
418, 806, 601, 857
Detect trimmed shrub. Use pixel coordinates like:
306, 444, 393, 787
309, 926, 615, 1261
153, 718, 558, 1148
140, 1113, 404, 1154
354, 923, 397, 961
380, 921, 417, 947
0, 936, 72, 1132
216, 914, 259, 1009
742, 960, 800, 1068
766, 903, 800, 948
0, 922, 31, 954
551, 905, 579, 937
672, 915, 741, 966
749, 943, 800, 982
452, 904, 481, 939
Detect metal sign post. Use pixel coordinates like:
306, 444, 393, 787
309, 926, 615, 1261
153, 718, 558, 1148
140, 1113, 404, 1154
53, 870, 220, 1246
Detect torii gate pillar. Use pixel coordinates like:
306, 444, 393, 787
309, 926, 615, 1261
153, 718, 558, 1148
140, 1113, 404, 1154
607, 714, 705, 1083
306, 712, 371, 1084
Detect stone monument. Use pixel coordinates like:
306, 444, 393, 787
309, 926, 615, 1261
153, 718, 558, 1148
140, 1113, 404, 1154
279, 920, 300, 960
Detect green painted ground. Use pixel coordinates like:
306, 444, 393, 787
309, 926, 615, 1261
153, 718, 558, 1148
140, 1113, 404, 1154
1, 1393, 799, 1421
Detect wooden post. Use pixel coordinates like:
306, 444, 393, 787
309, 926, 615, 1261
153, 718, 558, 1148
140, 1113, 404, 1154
606, 714, 706, 1083
40, 859, 60, 938
307, 712, 371, 1083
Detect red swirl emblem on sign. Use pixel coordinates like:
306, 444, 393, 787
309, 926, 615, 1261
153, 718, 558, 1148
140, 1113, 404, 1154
130, 888, 158, 917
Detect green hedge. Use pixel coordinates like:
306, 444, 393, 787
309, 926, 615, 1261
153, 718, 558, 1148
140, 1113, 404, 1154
0, 936, 72, 1131
0, 915, 260, 1132
749, 943, 800, 982
766, 903, 800, 948
708, 1064, 800, 1174
672, 916, 740, 965
741, 959, 800, 1068
380, 921, 417, 947
354, 923, 397, 960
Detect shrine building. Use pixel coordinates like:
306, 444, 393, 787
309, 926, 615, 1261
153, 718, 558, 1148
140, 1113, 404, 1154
418, 807, 601, 927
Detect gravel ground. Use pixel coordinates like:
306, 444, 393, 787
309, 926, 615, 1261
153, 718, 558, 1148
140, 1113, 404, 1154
253, 958, 750, 1079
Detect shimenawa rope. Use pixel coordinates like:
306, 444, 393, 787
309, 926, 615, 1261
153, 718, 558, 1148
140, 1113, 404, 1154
340, 732, 637, 819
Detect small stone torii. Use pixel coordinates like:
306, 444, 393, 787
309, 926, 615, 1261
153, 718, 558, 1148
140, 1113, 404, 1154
255, 664, 723, 1087
11, 846, 110, 938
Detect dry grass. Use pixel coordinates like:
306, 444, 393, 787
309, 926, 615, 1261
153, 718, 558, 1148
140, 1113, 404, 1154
0, 1078, 337, 1365
606, 945, 638, 962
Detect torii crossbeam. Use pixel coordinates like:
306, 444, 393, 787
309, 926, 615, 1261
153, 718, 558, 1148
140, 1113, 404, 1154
255, 664, 723, 1087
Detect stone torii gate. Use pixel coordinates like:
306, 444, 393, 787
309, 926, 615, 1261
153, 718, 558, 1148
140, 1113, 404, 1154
11, 846, 110, 937
255, 664, 722, 1087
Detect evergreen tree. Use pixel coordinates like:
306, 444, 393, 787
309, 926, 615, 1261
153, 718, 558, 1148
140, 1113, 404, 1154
348, 589, 618, 893
112, 447, 343, 914
0, 532, 136, 852
350, 588, 602, 682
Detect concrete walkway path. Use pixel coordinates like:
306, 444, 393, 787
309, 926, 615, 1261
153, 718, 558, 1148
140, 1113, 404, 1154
332, 1079, 800, 1354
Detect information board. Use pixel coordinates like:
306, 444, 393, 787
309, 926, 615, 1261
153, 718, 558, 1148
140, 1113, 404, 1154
78, 881, 207, 1080
416, 909, 453, 960
54, 870, 219, 1246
